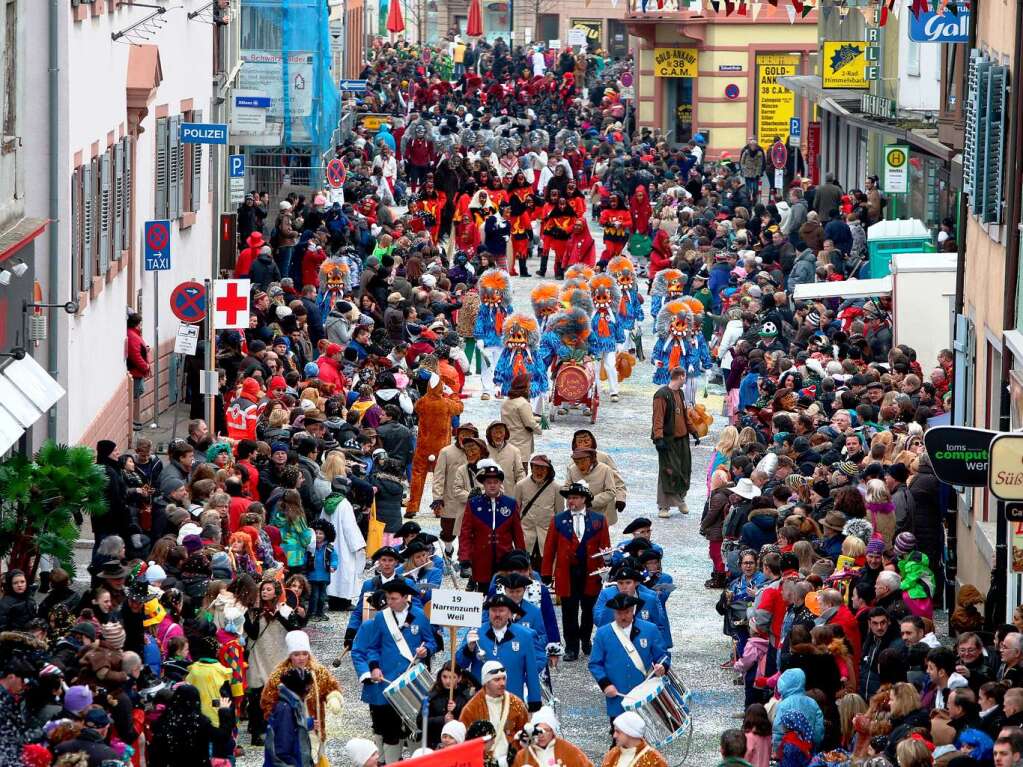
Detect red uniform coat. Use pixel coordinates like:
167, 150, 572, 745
458, 493, 524, 585
541, 510, 611, 598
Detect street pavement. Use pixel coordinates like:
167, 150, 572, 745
248, 262, 744, 767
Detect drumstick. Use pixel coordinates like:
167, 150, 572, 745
331, 647, 351, 668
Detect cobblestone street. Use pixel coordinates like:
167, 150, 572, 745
266, 264, 745, 767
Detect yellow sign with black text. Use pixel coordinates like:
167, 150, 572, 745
569, 19, 603, 46
653, 48, 698, 78
822, 41, 868, 89
756, 53, 799, 147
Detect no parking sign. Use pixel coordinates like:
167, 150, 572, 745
170, 281, 207, 324
326, 158, 347, 189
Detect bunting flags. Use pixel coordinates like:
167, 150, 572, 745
785, 3, 796, 21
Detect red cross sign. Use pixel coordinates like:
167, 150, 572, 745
213, 279, 251, 330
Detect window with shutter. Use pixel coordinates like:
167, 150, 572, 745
113, 142, 123, 260
169, 115, 182, 220
99, 150, 111, 275
122, 136, 132, 251
980, 65, 1007, 224
82, 162, 94, 291
91, 157, 101, 282
191, 108, 203, 213
155, 117, 169, 219
962, 51, 988, 205
71, 167, 83, 294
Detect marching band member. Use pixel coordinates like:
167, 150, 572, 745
456, 594, 542, 711
588, 593, 670, 725
541, 480, 611, 662
601, 712, 670, 767
638, 548, 675, 611
486, 573, 548, 669
394, 521, 445, 570
460, 661, 530, 767
593, 564, 672, 650
458, 460, 525, 591
344, 546, 404, 650
512, 706, 593, 767
488, 549, 562, 659
351, 579, 437, 764
610, 517, 664, 566
397, 539, 443, 612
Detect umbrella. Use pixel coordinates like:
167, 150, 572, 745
466, 0, 483, 37
386, 0, 405, 35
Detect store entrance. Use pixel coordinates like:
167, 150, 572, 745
663, 77, 693, 145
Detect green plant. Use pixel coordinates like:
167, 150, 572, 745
0, 441, 107, 580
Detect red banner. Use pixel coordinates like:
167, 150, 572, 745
397, 738, 485, 767
806, 121, 821, 186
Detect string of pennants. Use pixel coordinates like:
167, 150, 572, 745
701, 0, 968, 25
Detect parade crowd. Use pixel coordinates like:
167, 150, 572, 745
0, 29, 1014, 767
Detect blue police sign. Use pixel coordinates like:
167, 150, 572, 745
790, 117, 802, 138
144, 220, 171, 271
180, 122, 228, 145
229, 154, 245, 178
909, 6, 969, 42
339, 79, 368, 92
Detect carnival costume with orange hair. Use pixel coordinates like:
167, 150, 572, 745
473, 268, 513, 397
494, 314, 548, 399
588, 275, 626, 398
405, 371, 464, 518
539, 306, 592, 369
608, 256, 645, 346
649, 268, 686, 332
530, 281, 561, 333
652, 300, 693, 385
227, 531, 262, 577
677, 295, 712, 402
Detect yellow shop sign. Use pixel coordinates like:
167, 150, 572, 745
653, 48, 698, 78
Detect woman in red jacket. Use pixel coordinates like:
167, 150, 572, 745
598, 193, 631, 260
629, 184, 653, 235
648, 229, 674, 280
563, 219, 596, 269
125, 312, 151, 430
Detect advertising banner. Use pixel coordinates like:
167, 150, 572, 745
923, 425, 996, 487
756, 53, 799, 147
822, 41, 868, 89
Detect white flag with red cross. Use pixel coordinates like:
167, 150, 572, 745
213, 279, 251, 330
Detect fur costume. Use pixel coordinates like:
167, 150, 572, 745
531, 282, 561, 332
494, 314, 549, 398
600, 742, 669, 767
608, 256, 645, 332
651, 300, 693, 385
512, 738, 594, 767
260, 657, 341, 741
540, 307, 592, 368
473, 268, 513, 348
459, 690, 530, 752
564, 264, 595, 286
559, 286, 594, 317
588, 275, 624, 355
406, 373, 465, 518
650, 268, 686, 330
318, 258, 351, 317
678, 296, 712, 372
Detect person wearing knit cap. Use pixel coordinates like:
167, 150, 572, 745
62, 684, 94, 717
440, 719, 467, 747
604, 711, 669, 767
225, 377, 265, 441
459, 659, 530, 767
511, 706, 592, 767
345, 738, 380, 767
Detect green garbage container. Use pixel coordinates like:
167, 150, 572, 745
866, 219, 935, 278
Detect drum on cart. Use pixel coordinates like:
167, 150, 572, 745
621, 671, 693, 748
383, 662, 435, 735
549, 360, 599, 424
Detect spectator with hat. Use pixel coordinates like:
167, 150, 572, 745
52, 706, 121, 766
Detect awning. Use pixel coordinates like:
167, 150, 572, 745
0, 353, 66, 454
777, 75, 955, 163
793, 276, 892, 301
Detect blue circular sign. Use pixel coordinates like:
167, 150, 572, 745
724, 83, 740, 100
170, 281, 207, 324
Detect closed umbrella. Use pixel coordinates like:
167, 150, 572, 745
386, 0, 405, 35
466, 0, 483, 37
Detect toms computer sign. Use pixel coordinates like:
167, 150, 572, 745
180, 122, 229, 145
909, 7, 969, 43
923, 426, 996, 487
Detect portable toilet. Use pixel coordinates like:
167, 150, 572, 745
866, 219, 934, 278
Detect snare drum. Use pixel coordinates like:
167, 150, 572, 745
621, 672, 692, 747
383, 663, 436, 735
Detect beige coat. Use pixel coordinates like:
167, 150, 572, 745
501, 396, 542, 460
488, 441, 526, 490
432, 443, 469, 529
566, 460, 626, 525
514, 475, 563, 553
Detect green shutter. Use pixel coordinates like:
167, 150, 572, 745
980, 65, 1007, 224
962, 51, 989, 206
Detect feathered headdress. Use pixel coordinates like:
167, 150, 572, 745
651, 268, 686, 298
501, 313, 540, 347
655, 299, 693, 339
479, 268, 512, 306
679, 296, 705, 316
531, 281, 561, 319
547, 307, 591, 345
559, 286, 594, 316
607, 256, 637, 283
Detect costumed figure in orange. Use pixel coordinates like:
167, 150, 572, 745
649, 268, 686, 332
419, 178, 447, 244
608, 256, 645, 356
405, 371, 464, 518
494, 314, 548, 402
530, 282, 561, 334
541, 196, 576, 280
589, 274, 626, 401
599, 193, 632, 260
508, 172, 536, 277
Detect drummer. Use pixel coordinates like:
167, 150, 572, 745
486, 573, 549, 669
587, 592, 670, 725
456, 594, 543, 711
344, 546, 404, 650
459, 660, 530, 767
602, 711, 670, 767
351, 578, 437, 765
593, 563, 672, 650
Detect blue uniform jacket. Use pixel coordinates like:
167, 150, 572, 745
610, 540, 664, 566
456, 623, 541, 704
352, 606, 437, 706
482, 599, 548, 668
486, 574, 562, 645
594, 584, 672, 649
396, 563, 444, 609
588, 618, 670, 717
347, 574, 418, 636
646, 573, 675, 609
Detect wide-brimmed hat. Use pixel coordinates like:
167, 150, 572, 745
560, 480, 592, 500
475, 459, 504, 482
821, 510, 848, 532
731, 477, 761, 500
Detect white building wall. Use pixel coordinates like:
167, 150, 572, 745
897, 24, 940, 112
23, 0, 215, 446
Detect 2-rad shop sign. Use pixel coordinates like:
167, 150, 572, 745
923, 426, 996, 487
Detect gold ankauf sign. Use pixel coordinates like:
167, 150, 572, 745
654, 48, 698, 78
